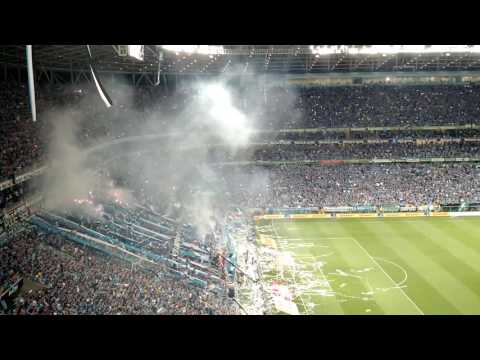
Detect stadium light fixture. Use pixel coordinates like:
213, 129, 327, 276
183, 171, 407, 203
128, 45, 144, 61
310, 45, 480, 56
161, 45, 225, 55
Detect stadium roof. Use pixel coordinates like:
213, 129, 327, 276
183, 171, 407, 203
2, 45, 480, 75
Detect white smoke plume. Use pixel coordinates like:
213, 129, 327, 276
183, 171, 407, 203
41, 107, 96, 210
40, 74, 300, 241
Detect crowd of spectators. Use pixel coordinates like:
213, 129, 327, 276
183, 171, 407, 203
0, 181, 38, 211
0, 226, 237, 315
219, 163, 480, 208
3, 80, 480, 210
208, 142, 480, 162
0, 82, 47, 180
3, 80, 480, 182
3, 79, 480, 315
259, 84, 480, 129
261, 128, 480, 143
0, 81, 168, 183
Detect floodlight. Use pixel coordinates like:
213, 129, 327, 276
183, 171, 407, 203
161, 45, 225, 55
128, 45, 144, 61
310, 45, 480, 56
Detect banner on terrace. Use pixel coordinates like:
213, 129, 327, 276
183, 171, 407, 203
257, 214, 285, 220
253, 211, 480, 220
336, 213, 378, 218
449, 211, 480, 217
430, 212, 449, 217
354, 205, 376, 213
382, 204, 401, 213
382, 212, 425, 217
266, 207, 319, 215
400, 205, 418, 212
0, 179, 13, 191
319, 160, 344, 165
370, 158, 392, 163
323, 206, 354, 213
367, 139, 389, 144
289, 214, 330, 219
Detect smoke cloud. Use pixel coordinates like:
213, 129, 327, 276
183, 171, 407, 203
39, 74, 300, 240
42, 107, 95, 209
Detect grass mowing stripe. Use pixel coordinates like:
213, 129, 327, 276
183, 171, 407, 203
441, 219, 480, 255
388, 219, 480, 300
330, 221, 422, 315
284, 220, 391, 314
383, 220, 480, 314
262, 218, 480, 314
291, 221, 373, 315
274, 221, 346, 315
345, 219, 460, 315
412, 221, 480, 276
348, 234, 424, 315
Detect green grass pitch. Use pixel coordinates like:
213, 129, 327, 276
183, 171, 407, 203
256, 217, 480, 315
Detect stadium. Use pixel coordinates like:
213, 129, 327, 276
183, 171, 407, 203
1, 45, 480, 315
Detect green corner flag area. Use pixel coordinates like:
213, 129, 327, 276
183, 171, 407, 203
256, 217, 480, 315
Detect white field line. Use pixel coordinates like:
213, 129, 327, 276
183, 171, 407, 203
348, 236, 424, 315
288, 244, 340, 303
273, 226, 347, 314
306, 252, 343, 314
375, 257, 408, 286
315, 258, 338, 301
284, 237, 353, 240
271, 222, 310, 315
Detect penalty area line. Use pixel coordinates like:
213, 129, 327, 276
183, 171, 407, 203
271, 221, 310, 315
348, 236, 424, 315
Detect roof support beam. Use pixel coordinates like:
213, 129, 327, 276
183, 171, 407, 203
135, 73, 146, 86
74, 71, 82, 84
73, 70, 90, 85
50, 70, 61, 85
163, 72, 168, 91
144, 73, 154, 86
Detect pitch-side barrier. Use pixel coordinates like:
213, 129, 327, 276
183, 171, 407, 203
254, 211, 480, 221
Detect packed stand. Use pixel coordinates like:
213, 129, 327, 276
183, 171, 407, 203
208, 142, 480, 162
0, 226, 238, 315
258, 84, 480, 129
3, 80, 480, 181
219, 163, 480, 208
0, 82, 48, 181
